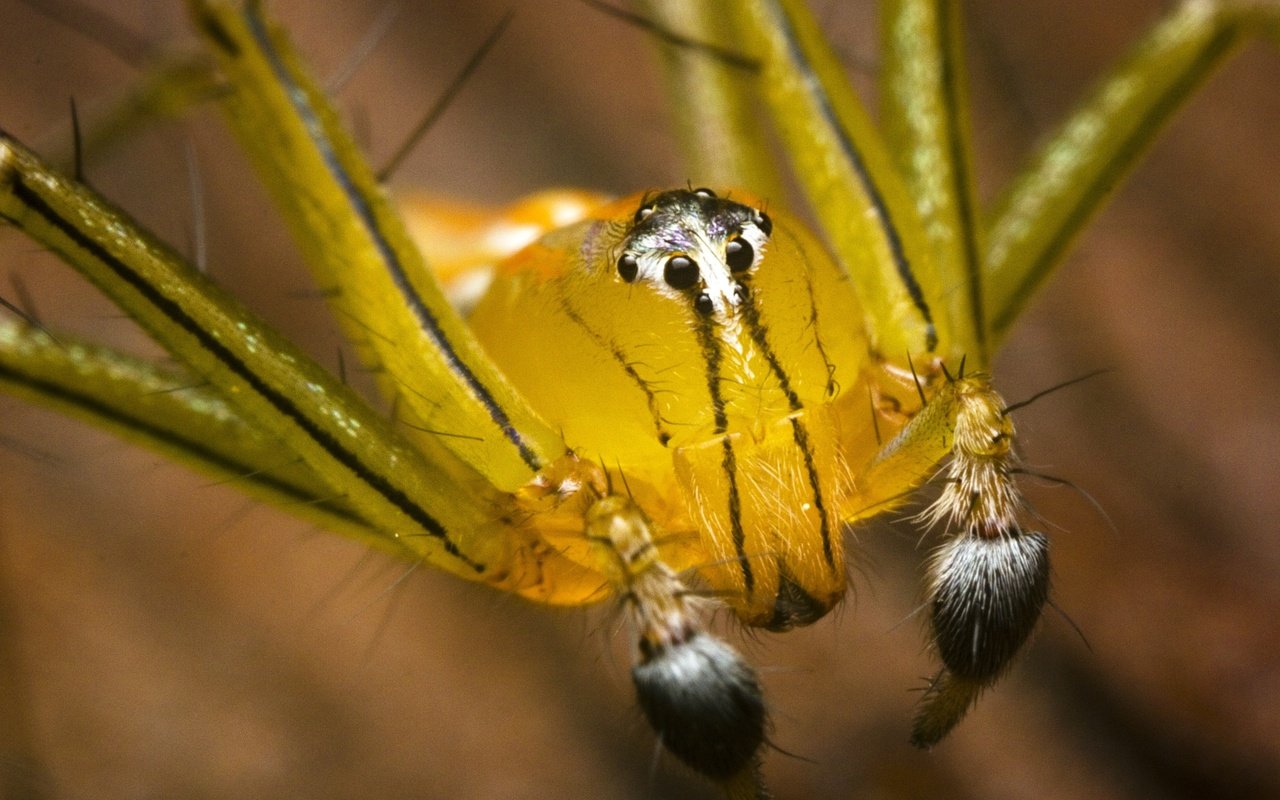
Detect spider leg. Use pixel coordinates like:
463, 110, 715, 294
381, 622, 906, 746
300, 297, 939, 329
0, 132, 601, 601
635, 0, 787, 200
735, 0, 946, 361
188, 1, 569, 492
0, 317, 392, 554
880, 0, 986, 365
585, 493, 768, 796
984, 0, 1280, 342
853, 368, 1050, 746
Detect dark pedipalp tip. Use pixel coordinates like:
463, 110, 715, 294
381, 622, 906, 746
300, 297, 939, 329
929, 530, 1050, 681
632, 633, 767, 781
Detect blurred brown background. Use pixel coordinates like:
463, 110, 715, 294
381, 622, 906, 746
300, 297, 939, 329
1, 1, 1278, 798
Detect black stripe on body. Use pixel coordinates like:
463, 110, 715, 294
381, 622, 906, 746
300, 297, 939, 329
695, 315, 753, 593
767, 0, 938, 352
738, 288, 836, 571
7, 177, 483, 573
720, 436, 753, 594
560, 299, 674, 446
739, 281, 802, 412
802, 276, 839, 398
242, 8, 543, 472
777, 228, 839, 398
695, 314, 730, 434
789, 416, 835, 569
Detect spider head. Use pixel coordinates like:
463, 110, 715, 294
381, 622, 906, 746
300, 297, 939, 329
614, 188, 772, 319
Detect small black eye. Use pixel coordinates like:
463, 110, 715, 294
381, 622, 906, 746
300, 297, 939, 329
664, 255, 700, 289
693, 187, 717, 199
725, 237, 754, 273
756, 212, 772, 237
634, 204, 656, 225
694, 293, 715, 315
617, 253, 639, 282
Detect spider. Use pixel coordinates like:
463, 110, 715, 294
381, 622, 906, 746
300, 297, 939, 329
1, 1, 1278, 798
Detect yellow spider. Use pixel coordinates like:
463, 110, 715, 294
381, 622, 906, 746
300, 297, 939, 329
1, 1, 1277, 797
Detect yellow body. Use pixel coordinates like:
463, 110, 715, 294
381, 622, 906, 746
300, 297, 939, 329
2, 1, 1272, 795
420, 189, 932, 627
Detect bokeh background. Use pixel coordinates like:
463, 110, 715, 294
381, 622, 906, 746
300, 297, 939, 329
1, 1, 1278, 798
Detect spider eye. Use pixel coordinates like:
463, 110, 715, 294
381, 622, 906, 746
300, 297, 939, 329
725, 237, 754, 273
617, 253, 639, 282
694, 293, 715, 315
634, 203, 656, 224
693, 187, 717, 199
664, 255, 700, 290
755, 212, 772, 237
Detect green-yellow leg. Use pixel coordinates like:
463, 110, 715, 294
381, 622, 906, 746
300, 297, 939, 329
187, 1, 567, 492
631, 2, 983, 371
0, 317, 393, 556
735, 0, 945, 361
638, 0, 786, 200
984, 0, 1280, 342
0, 132, 534, 586
880, 0, 986, 366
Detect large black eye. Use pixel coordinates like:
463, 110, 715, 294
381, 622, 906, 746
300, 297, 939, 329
634, 203, 656, 225
664, 255, 700, 289
617, 253, 639, 282
725, 237, 754, 273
